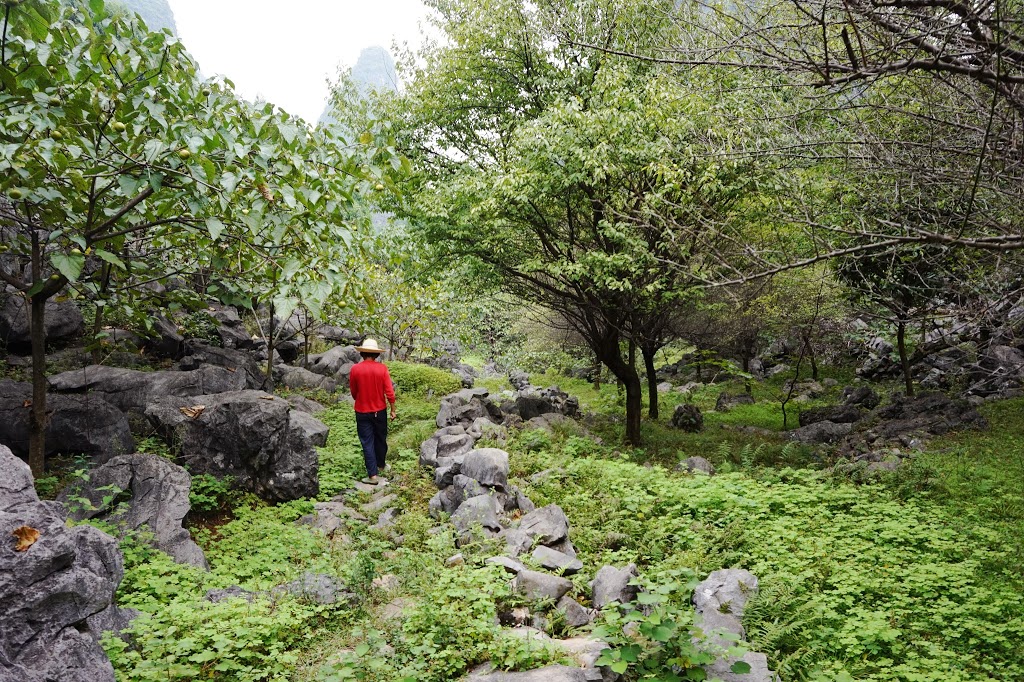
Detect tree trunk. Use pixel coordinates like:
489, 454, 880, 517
28, 293, 48, 477
91, 262, 112, 364
91, 303, 105, 365
596, 335, 643, 445
592, 353, 601, 390
265, 300, 275, 393
897, 319, 914, 397
803, 335, 818, 380
642, 345, 659, 420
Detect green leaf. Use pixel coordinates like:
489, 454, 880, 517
50, 251, 84, 282
206, 217, 225, 241
94, 249, 126, 270
730, 661, 752, 674
651, 624, 674, 642
354, 643, 370, 656
610, 661, 629, 674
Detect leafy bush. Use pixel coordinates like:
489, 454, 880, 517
104, 597, 320, 682
386, 361, 461, 397
188, 473, 239, 514
594, 567, 749, 679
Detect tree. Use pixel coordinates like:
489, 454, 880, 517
837, 247, 967, 396
372, 0, 766, 443
0, 0, 384, 474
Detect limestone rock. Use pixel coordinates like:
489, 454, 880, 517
460, 448, 510, 491
49, 364, 246, 416
146, 390, 318, 501
0, 293, 83, 350
58, 454, 207, 568
513, 569, 574, 601
591, 563, 639, 609
532, 545, 583, 574
0, 444, 121, 682
0, 379, 133, 464
518, 504, 570, 545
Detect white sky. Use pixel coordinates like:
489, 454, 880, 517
168, 0, 435, 123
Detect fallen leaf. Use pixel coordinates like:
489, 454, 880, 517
179, 405, 206, 419
12, 526, 40, 552
225, 367, 236, 373
260, 396, 275, 401
22, 399, 31, 408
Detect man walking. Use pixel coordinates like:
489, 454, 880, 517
348, 339, 396, 485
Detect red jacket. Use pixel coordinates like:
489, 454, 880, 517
349, 359, 396, 413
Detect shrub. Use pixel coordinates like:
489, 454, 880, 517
386, 361, 461, 397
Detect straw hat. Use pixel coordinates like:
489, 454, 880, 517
355, 338, 384, 354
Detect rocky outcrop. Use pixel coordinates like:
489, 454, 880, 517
58, 454, 207, 568
146, 390, 320, 501
0, 379, 134, 464
49, 364, 246, 415
0, 444, 126, 682
0, 292, 84, 350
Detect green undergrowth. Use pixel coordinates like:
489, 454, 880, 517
93, 362, 1024, 682
504, 424, 1024, 682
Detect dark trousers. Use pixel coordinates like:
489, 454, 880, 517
355, 410, 389, 477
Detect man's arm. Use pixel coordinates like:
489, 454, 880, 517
383, 366, 396, 419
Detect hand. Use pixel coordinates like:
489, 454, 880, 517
390, 407, 397, 421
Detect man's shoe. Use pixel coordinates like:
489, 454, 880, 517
360, 476, 380, 485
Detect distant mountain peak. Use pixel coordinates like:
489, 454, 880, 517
351, 46, 399, 95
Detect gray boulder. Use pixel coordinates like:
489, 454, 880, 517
518, 504, 570, 546
514, 569, 574, 601
693, 569, 778, 682
715, 392, 754, 412
147, 316, 184, 358
677, 456, 715, 475
556, 596, 595, 629
0, 293, 83, 349
289, 409, 330, 447
308, 345, 361, 377
450, 494, 502, 534
178, 340, 265, 389
420, 432, 475, 468
287, 394, 326, 415
273, 365, 337, 393
532, 545, 583, 574
0, 445, 121, 682
58, 454, 207, 568
205, 585, 256, 603
842, 385, 880, 409
798, 404, 865, 427
145, 390, 318, 501
49, 364, 247, 416
591, 563, 639, 609
460, 448, 510, 491
0, 379, 134, 464
788, 420, 852, 444
274, 572, 352, 605
466, 665, 593, 681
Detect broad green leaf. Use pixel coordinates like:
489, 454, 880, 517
50, 251, 84, 282
206, 217, 225, 241
94, 249, 126, 270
